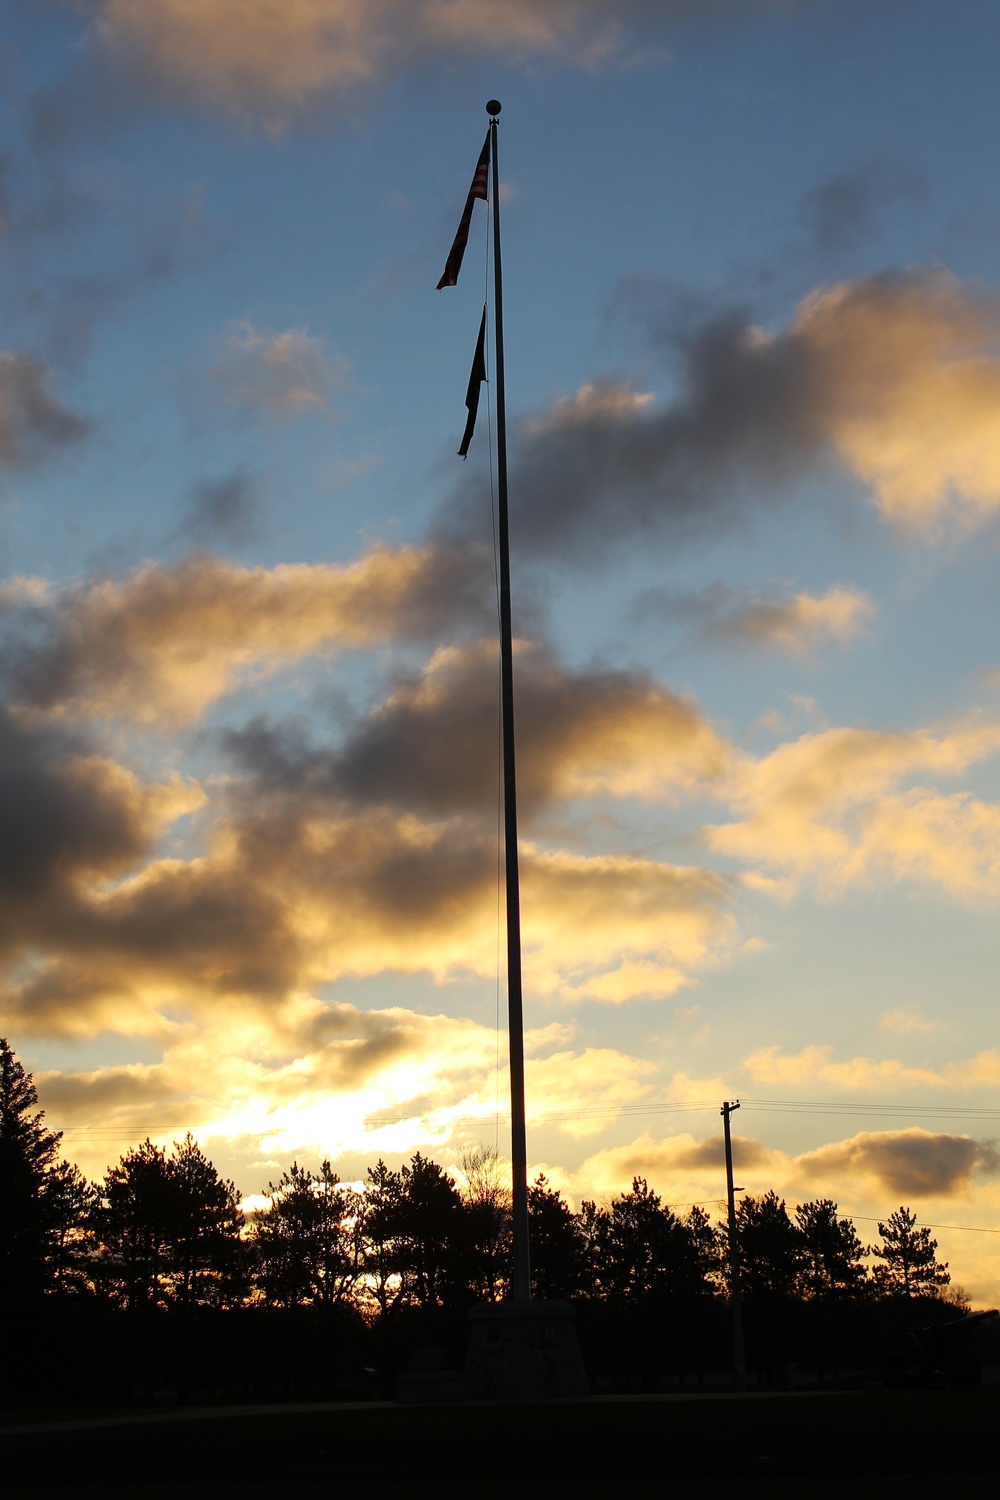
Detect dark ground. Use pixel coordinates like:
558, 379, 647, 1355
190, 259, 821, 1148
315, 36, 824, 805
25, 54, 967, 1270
4, 1391, 999, 1499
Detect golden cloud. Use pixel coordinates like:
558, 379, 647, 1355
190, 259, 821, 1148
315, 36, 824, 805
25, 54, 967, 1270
857, 788, 1000, 900
321, 637, 730, 818
0, 708, 204, 989
710, 719, 1000, 897
0, 551, 737, 1051
541, 1129, 781, 1204
3, 544, 491, 725
492, 268, 1000, 560
710, 585, 874, 653
745, 1043, 1000, 1093
796, 268, 1000, 530
36, 1004, 656, 1180
796, 1129, 999, 1200
1, 778, 733, 1042
545, 1124, 999, 1208
93, 0, 627, 122
525, 1047, 656, 1138
521, 846, 731, 1001
879, 1009, 937, 1036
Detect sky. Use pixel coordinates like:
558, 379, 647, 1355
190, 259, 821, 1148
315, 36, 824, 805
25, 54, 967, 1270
3, 0, 1000, 1299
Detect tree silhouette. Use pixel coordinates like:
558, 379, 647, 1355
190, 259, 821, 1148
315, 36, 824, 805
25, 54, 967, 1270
795, 1199, 867, 1298
171, 1135, 244, 1309
251, 1160, 363, 1310
394, 1152, 465, 1309
92, 1140, 177, 1310
734, 1191, 803, 1301
582, 1178, 708, 1303
680, 1205, 721, 1297
92, 1136, 244, 1310
45, 1159, 92, 1295
874, 1206, 950, 1299
359, 1153, 468, 1312
461, 1144, 511, 1302
0, 1037, 68, 1297
528, 1174, 584, 1300
362, 1159, 407, 1317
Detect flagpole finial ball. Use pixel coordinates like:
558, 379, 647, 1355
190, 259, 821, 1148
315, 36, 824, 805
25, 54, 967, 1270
486, 99, 502, 117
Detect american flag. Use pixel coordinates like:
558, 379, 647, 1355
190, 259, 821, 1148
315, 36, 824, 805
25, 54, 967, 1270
437, 132, 491, 290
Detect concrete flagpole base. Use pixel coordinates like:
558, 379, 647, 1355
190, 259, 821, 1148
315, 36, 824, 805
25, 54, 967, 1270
463, 1300, 590, 1401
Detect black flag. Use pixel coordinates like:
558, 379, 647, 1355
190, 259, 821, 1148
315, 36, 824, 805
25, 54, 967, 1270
437, 132, 490, 289
459, 307, 487, 458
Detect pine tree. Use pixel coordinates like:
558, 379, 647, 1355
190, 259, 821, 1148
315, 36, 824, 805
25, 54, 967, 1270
250, 1159, 362, 1310
170, 1134, 244, 1309
734, 1191, 804, 1300
874, 1206, 949, 1299
795, 1199, 867, 1298
582, 1177, 704, 1303
93, 1139, 177, 1310
45, 1159, 92, 1294
394, 1152, 464, 1309
0, 1037, 64, 1296
362, 1159, 406, 1317
92, 1135, 244, 1310
527, 1174, 583, 1301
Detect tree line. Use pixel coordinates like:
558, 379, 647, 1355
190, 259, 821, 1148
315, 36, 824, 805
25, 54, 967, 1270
0, 1037, 968, 1401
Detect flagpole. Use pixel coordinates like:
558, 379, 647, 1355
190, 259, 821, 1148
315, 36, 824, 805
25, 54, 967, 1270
487, 99, 530, 1303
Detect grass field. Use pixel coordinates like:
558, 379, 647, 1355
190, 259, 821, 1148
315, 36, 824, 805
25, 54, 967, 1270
4, 1391, 1000, 1498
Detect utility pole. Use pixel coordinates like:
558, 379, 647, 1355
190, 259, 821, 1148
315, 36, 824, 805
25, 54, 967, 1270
722, 1099, 747, 1392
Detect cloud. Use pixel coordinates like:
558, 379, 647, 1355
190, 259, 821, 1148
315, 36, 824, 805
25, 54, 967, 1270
794, 269, 1000, 529
709, 718, 1000, 898
37, 1060, 187, 1124
855, 788, 1000, 900
0, 352, 89, 468
638, 581, 874, 653
545, 1124, 999, 1208
211, 322, 349, 419
444, 267, 1000, 561
0, 535, 735, 1047
172, 471, 261, 547
543, 1128, 781, 1203
521, 846, 732, 1001
704, 584, 874, 652
798, 159, 926, 254
526, 1047, 656, 1138
0, 153, 222, 363
798, 1130, 999, 1200
879, 1009, 937, 1036
81, 0, 703, 126
745, 1043, 1000, 1093
34, 1008, 500, 1175
0, 707, 203, 1019
33, 1006, 660, 1179
0, 709, 200, 905
0, 544, 494, 724
1, 769, 732, 1043
228, 638, 729, 819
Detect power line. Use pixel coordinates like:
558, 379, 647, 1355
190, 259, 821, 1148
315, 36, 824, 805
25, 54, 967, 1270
850, 1215, 1000, 1236
49, 1093, 1000, 1139
742, 1097, 1000, 1120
